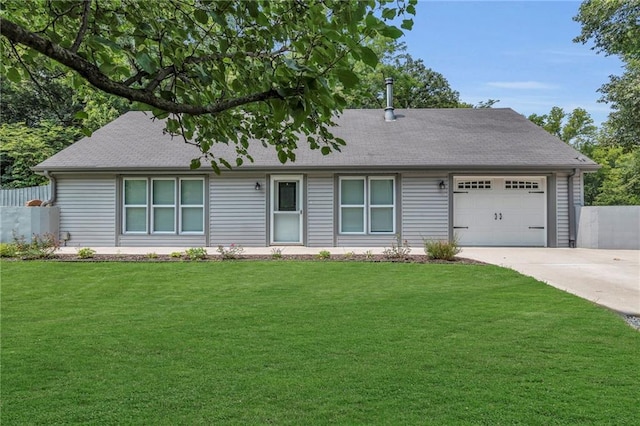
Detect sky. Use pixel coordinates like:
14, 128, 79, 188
399, 0, 623, 126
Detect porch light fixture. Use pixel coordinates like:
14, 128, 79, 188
438, 180, 446, 190
255, 182, 261, 190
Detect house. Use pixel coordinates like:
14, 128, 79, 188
33, 93, 598, 249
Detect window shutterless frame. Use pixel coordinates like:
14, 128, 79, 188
338, 176, 396, 235
122, 178, 148, 234
151, 178, 176, 234
121, 177, 205, 236
368, 176, 395, 234
339, 176, 366, 234
179, 178, 205, 234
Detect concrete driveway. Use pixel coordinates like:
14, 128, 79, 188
460, 248, 640, 315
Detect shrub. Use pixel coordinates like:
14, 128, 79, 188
170, 251, 183, 259
363, 250, 374, 261
185, 247, 208, 261
316, 250, 331, 260
424, 237, 461, 261
271, 248, 283, 259
343, 251, 355, 259
217, 244, 244, 260
0, 243, 18, 257
76, 247, 96, 259
13, 233, 59, 259
146, 252, 158, 259
382, 235, 411, 259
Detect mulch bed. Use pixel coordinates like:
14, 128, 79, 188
42, 253, 486, 264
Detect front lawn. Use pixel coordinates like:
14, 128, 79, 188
2, 262, 638, 424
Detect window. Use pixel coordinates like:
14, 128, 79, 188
457, 180, 492, 189
505, 180, 539, 190
339, 177, 395, 234
123, 177, 204, 235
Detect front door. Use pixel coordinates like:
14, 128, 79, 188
271, 175, 303, 244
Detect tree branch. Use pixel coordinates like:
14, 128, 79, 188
1, 18, 301, 115
70, 0, 91, 53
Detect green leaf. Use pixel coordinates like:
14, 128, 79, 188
190, 158, 202, 170
321, 146, 331, 155
379, 25, 404, 39
136, 52, 156, 74
401, 19, 414, 31
359, 46, 379, 68
194, 9, 208, 25
277, 150, 288, 164
6, 67, 21, 83
80, 127, 92, 137
381, 8, 397, 20
334, 68, 360, 89
74, 111, 89, 120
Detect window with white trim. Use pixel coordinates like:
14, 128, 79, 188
339, 176, 395, 234
123, 177, 204, 235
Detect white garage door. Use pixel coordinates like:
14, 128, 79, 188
453, 177, 546, 246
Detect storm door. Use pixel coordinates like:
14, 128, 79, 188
270, 175, 303, 244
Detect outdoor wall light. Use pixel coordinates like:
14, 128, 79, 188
438, 180, 446, 190
255, 182, 261, 190
62, 231, 71, 246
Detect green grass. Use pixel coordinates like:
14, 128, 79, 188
2, 262, 638, 425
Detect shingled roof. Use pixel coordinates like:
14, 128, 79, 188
34, 108, 598, 172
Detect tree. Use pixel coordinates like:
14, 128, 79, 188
344, 39, 487, 109
346, 41, 463, 109
527, 107, 597, 147
1, 0, 417, 172
0, 122, 81, 188
574, 0, 640, 150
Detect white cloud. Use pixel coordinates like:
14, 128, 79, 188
486, 81, 558, 90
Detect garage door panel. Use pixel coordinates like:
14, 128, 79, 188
453, 177, 546, 247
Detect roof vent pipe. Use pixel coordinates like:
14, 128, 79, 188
384, 77, 396, 121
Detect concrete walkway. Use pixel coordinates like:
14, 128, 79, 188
56, 246, 639, 315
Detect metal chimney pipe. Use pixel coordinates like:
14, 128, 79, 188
384, 77, 396, 121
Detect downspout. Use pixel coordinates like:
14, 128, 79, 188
567, 168, 578, 248
41, 170, 56, 207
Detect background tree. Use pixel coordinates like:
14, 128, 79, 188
0, 74, 128, 188
345, 39, 495, 109
527, 106, 597, 147
0, 122, 81, 188
574, 0, 640, 151
1, 0, 417, 172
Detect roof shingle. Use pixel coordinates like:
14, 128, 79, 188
34, 108, 598, 171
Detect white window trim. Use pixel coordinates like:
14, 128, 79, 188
339, 176, 367, 235
369, 176, 396, 234
179, 178, 205, 235
151, 178, 177, 234
339, 176, 396, 235
122, 178, 148, 234
122, 177, 205, 236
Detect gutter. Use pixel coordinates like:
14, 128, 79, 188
567, 168, 578, 248
40, 170, 56, 207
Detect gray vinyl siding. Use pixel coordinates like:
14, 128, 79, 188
306, 174, 334, 247
210, 173, 266, 246
402, 174, 449, 247
56, 176, 116, 246
556, 175, 569, 247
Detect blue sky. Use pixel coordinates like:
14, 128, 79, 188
399, 1, 623, 126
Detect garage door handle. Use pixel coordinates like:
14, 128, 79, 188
529, 226, 545, 229
499, 213, 502, 220
494, 213, 497, 220
453, 226, 469, 229
529, 191, 545, 194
